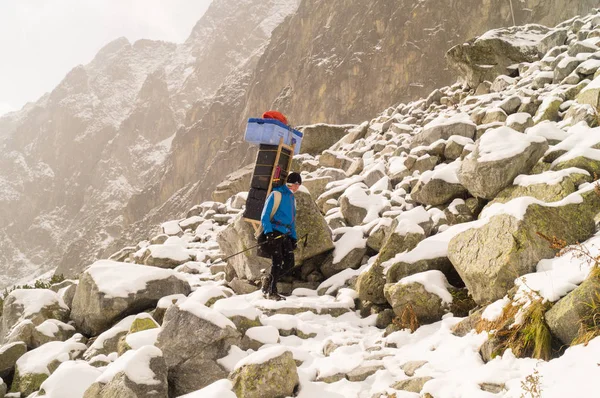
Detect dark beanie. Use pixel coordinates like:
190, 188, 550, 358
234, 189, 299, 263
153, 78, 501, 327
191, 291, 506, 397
287, 172, 302, 184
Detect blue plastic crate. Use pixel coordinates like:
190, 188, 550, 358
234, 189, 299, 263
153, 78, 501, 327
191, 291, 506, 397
244, 118, 303, 154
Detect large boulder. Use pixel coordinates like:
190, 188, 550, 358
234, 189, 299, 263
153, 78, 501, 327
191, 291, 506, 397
0, 342, 27, 380
218, 188, 334, 281
411, 113, 476, 147
156, 299, 241, 396
212, 164, 254, 203
411, 161, 468, 206
448, 188, 600, 304
83, 346, 168, 398
71, 261, 191, 336
458, 127, 548, 199
0, 289, 70, 344
384, 271, 452, 325
446, 24, 567, 87
229, 347, 299, 398
11, 337, 86, 396
546, 272, 600, 346
489, 168, 592, 206
298, 124, 357, 156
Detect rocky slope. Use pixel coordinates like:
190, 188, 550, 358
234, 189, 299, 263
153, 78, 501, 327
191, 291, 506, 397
0, 0, 300, 286
118, 0, 600, 283
2, 8, 600, 398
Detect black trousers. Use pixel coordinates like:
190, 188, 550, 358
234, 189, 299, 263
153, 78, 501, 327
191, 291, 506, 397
265, 231, 295, 294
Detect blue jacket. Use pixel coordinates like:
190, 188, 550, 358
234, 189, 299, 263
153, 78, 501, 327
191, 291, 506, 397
261, 185, 297, 240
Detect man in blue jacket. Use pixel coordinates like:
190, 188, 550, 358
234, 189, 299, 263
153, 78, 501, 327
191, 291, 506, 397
260, 172, 302, 300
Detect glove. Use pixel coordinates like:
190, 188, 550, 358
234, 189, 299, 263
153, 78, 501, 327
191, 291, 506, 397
291, 238, 298, 250
266, 233, 276, 243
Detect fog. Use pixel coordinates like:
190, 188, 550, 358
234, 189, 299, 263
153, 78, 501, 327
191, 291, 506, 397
0, 0, 213, 116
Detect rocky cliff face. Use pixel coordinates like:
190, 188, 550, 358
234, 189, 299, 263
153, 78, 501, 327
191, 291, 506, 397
0, 0, 300, 286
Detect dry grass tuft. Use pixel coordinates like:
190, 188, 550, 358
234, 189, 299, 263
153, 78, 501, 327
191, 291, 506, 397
392, 304, 420, 333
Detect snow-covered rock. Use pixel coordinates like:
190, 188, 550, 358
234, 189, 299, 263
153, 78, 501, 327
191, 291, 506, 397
71, 261, 191, 335
156, 300, 241, 396
0, 289, 70, 344
83, 346, 168, 398
228, 347, 298, 398
458, 126, 549, 199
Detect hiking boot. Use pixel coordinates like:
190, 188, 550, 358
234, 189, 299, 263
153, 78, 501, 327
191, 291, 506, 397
266, 292, 286, 301
260, 274, 273, 294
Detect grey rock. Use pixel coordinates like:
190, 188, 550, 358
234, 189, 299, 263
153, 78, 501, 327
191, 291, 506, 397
449, 189, 600, 304
229, 349, 298, 398
156, 302, 241, 396
546, 273, 600, 345
83, 346, 168, 398
71, 262, 191, 336
458, 127, 548, 199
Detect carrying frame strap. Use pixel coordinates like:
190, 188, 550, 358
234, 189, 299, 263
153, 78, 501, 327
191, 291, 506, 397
255, 191, 281, 238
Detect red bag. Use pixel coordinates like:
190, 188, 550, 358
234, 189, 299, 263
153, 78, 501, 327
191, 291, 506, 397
262, 110, 288, 125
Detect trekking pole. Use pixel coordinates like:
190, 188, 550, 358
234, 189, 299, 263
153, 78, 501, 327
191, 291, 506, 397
220, 233, 309, 263
219, 234, 286, 262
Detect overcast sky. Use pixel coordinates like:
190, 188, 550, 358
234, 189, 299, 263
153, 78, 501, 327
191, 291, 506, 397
0, 0, 213, 116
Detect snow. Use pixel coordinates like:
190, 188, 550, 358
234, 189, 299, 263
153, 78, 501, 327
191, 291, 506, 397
178, 379, 236, 398
87, 315, 136, 353
317, 265, 367, 296
423, 112, 475, 130
187, 285, 226, 306
418, 160, 461, 185
161, 220, 183, 236
233, 346, 290, 370
548, 123, 600, 165
506, 112, 531, 125
513, 233, 600, 302
16, 339, 87, 375
126, 328, 160, 350
333, 227, 367, 264
96, 345, 163, 385
213, 296, 262, 320
37, 361, 102, 398
399, 270, 453, 304
513, 167, 589, 187
447, 135, 473, 146
482, 298, 511, 322
526, 120, 568, 142
342, 184, 388, 224
477, 126, 546, 162
35, 319, 75, 337
178, 300, 236, 329
382, 221, 482, 271
86, 260, 187, 298
217, 345, 249, 372
9, 288, 68, 318
146, 244, 191, 262
481, 185, 587, 221
245, 325, 280, 344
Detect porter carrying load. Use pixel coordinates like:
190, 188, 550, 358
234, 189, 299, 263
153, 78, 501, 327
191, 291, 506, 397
242, 111, 303, 234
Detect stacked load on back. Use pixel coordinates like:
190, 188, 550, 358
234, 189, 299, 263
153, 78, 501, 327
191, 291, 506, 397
242, 111, 302, 227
